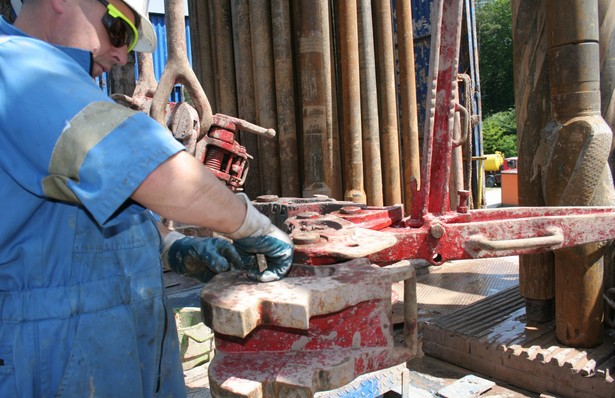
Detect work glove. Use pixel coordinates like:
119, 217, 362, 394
226, 193, 294, 282
162, 231, 243, 283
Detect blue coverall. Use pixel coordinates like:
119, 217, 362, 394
0, 17, 189, 397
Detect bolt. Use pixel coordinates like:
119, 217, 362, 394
297, 212, 321, 219
457, 190, 470, 213
256, 195, 279, 203
339, 206, 362, 215
291, 231, 321, 245
430, 223, 446, 239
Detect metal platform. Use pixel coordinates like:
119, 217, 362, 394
422, 286, 615, 398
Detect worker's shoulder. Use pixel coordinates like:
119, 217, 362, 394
0, 35, 91, 83
0, 33, 63, 62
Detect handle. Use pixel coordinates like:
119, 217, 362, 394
452, 102, 469, 148
469, 227, 564, 252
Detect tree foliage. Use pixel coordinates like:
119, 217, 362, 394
482, 109, 517, 157
476, 0, 514, 117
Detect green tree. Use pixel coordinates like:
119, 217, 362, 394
477, 0, 514, 116
482, 109, 517, 156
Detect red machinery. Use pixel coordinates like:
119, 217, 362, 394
257, 0, 615, 267
141, 0, 615, 396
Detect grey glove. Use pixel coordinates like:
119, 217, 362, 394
226, 193, 294, 282
162, 231, 243, 283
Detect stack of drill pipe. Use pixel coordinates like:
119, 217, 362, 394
512, 0, 556, 325
186, 1, 415, 206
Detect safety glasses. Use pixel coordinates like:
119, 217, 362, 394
96, 0, 139, 52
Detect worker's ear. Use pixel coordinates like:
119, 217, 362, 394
49, 0, 69, 15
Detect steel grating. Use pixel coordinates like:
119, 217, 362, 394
423, 286, 615, 398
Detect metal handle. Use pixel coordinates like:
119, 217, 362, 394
469, 227, 564, 252
452, 102, 469, 148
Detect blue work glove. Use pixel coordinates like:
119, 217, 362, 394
226, 193, 294, 282
162, 231, 243, 283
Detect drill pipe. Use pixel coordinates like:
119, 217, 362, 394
272, 0, 301, 197
374, 0, 402, 206
230, 0, 261, 196
188, 1, 217, 113
297, 0, 333, 198
323, 0, 343, 200
358, 0, 384, 206
395, 0, 421, 214
512, 0, 555, 323
249, 0, 281, 195
339, 0, 367, 204
540, 0, 615, 347
210, 0, 236, 117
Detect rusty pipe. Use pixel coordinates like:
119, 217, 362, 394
339, 0, 366, 204
188, 1, 217, 114
323, 0, 343, 200
396, 0, 421, 214
272, 0, 301, 197
512, 0, 555, 324
374, 0, 402, 206
298, 0, 333, 198
250, 0, 281, 195
230, 0, 261, 196
212, 0, 237, 116
358, 0, 383, 206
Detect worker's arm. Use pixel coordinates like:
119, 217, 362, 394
133, 151, 246, 233
133, 151, 294, 282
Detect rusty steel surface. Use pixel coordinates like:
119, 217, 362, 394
374, 0, 402, 206
230, 0, 260, 197
200, 259, 417, 397
395, 0, 422, 214
298, 1, 332, 198
250, 0, 281, 195
339, 0, 366, 204
358, 0, 384, 207
272, 0, 301, 198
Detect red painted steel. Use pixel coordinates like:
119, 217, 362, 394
201, 260, 417, 396
196, 114, 275, 191
279, 0, 615, 268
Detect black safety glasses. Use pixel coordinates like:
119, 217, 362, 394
96, 0, 139, 52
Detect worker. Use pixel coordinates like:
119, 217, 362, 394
0, 0, 293, 397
